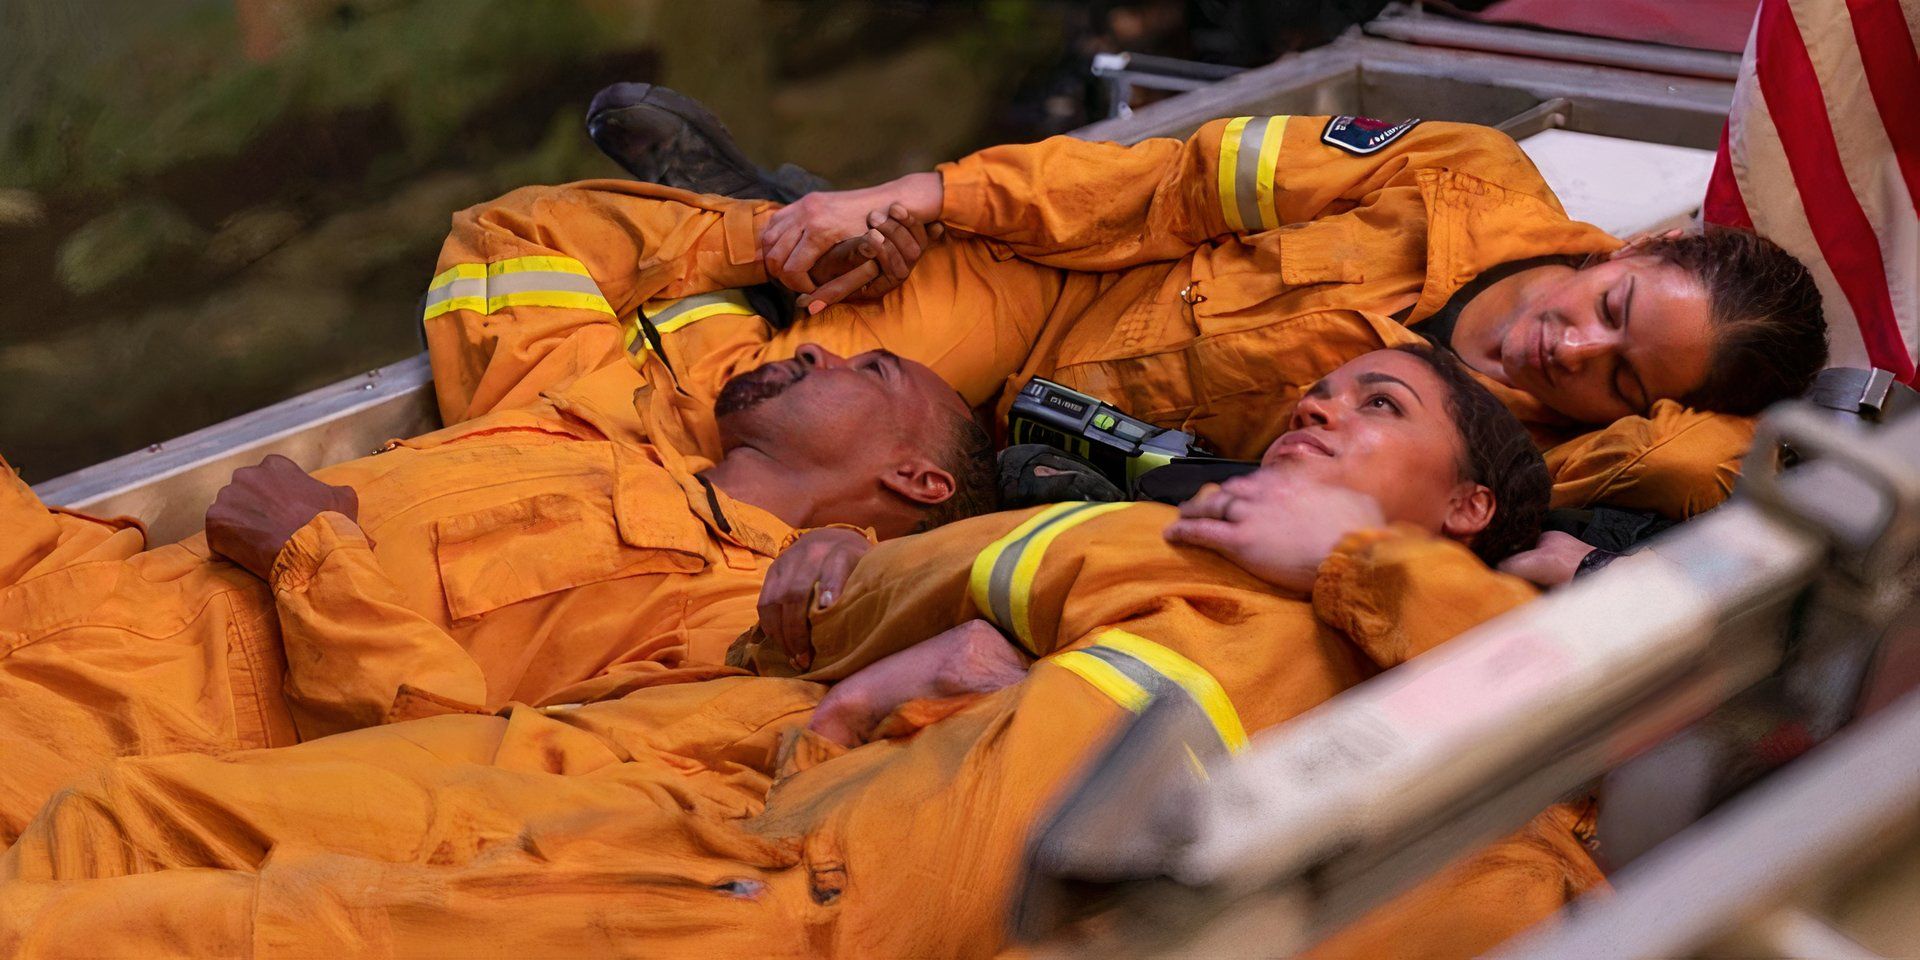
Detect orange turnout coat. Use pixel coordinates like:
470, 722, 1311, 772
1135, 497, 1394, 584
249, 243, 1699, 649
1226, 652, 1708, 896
0, 395, 797, 845
0, 505, 1599, 960
425, 115, 1751, 518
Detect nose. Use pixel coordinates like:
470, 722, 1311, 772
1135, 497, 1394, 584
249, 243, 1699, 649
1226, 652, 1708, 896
1289, 392, 1335, 431
1556, 321, 1619, 371
793, 343, 847, 369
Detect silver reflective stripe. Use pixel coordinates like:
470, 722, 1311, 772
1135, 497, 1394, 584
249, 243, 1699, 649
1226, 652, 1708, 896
420, 270, 603, 310
1080, 645, 1179, 701
983, 501, 1112, 632
423, 277, 486, 309
1232, 115, 1273, 234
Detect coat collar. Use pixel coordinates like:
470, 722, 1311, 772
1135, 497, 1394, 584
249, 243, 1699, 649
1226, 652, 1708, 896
1405, 167, 1622, 325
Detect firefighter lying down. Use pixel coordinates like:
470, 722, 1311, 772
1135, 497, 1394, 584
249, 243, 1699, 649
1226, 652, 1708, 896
0, 346, 1601, 959
0, 98, 1836, 956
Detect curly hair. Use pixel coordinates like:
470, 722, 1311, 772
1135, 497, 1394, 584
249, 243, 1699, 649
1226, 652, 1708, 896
1390, 344, 1551, 564
1632, 226, 1828, 416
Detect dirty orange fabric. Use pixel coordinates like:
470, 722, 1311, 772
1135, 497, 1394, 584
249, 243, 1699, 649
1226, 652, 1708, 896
0, 456, 145, 586
0, 504, 1596, 958
425, 118, 1746, 517
0, 403, 792, 845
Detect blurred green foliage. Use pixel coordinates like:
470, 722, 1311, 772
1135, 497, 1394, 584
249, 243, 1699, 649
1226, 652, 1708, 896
2, 0, 625, 190
0, 0, 1068, 483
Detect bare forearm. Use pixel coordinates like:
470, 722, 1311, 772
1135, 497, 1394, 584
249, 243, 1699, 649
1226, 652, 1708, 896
809, 620, 1028, 745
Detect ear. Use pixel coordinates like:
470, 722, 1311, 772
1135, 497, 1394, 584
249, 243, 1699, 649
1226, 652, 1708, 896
1440, 482, 1496, 543
879, 456, 957, 509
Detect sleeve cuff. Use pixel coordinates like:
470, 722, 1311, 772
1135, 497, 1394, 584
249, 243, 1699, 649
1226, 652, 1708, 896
269, 511, 370, 594
935, 161, 990, 234
724, 203, 776, 281
778, 523, 879, 554
1310, 522, 1430, 642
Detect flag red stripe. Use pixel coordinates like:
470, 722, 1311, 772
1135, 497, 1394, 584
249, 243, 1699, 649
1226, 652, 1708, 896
1704, 122, 1756, 228
1757, 0, 1916, 378
1845, 0, 1920, 221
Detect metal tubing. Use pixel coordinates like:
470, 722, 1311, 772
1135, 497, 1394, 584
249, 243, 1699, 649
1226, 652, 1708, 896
31, 353, 439, 544
1493, 692, 1920, 960
1364, 11, 1742, 81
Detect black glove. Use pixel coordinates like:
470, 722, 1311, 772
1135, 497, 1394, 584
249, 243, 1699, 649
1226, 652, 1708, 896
997, 445, 1125, 509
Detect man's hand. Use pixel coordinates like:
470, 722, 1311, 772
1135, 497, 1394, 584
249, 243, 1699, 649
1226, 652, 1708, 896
758, 527, 874, 671
795, 205, 944, 315
1164, 472, 1387, 595
1497, 531, 1594, 588
761, 172, 944, 293
205, 454, 360, 579
808, 619, 1027, 748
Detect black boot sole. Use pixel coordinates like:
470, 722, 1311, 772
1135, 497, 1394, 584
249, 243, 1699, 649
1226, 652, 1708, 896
585, 82, 779, 199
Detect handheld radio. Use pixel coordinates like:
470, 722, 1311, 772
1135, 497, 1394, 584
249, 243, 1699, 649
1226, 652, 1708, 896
1007, 378, 1253, 497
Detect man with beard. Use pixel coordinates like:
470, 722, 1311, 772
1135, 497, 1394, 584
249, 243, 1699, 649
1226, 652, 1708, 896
0, 343, 995, 845
0, 348, 1591, 960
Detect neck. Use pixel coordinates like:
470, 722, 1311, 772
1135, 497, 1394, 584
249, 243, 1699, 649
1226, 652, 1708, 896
700, 448, 818, 530
1449, 263, 1567, 379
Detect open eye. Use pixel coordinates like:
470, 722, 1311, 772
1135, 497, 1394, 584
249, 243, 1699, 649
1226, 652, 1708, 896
1364, 393, 1402, 414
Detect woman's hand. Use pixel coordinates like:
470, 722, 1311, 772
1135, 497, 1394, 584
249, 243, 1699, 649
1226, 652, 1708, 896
1164, 472, 1386, 595
757, 527, 874, 671
761, 172, 944, 293
1497, 531, 1594, 588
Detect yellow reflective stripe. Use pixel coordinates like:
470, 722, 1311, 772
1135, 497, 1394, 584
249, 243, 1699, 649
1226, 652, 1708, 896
623, 302, 760, 362
425, 255, 593, 292
423, 256, 609, 321
425, 295, 487, 319
427, 263, 488, 287
654, 301, 756, 335
1252, 115, 1288, 231
488, 255, 592, 277
1053, 650, 1152, 712
1216, 116, 1252, 232
1007, 501, 1133, 650
1096, 629, 1248, 751
969, 503, 1085, 633
423, 290, 614, 321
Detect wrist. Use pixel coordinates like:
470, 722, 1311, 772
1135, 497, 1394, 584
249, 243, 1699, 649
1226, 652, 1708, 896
893, 172, 944, 223
268, 511, 367, 592
937, 630, 1030, 696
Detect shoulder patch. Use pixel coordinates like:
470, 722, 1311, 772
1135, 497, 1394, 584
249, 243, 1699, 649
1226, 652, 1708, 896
1320, 116, 1422, 155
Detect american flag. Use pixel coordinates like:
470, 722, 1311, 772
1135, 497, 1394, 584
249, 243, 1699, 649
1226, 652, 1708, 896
1705, 0, 1920, 383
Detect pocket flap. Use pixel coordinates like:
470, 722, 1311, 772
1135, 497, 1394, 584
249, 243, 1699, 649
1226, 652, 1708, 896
434, 488, 704, 622
1277, 219, 1366, 287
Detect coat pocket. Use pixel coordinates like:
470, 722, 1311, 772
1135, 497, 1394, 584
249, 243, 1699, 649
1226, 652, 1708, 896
434, 491, 703, 622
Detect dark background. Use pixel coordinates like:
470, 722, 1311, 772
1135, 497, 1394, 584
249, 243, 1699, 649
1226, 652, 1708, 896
0, 0, 1389, 483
